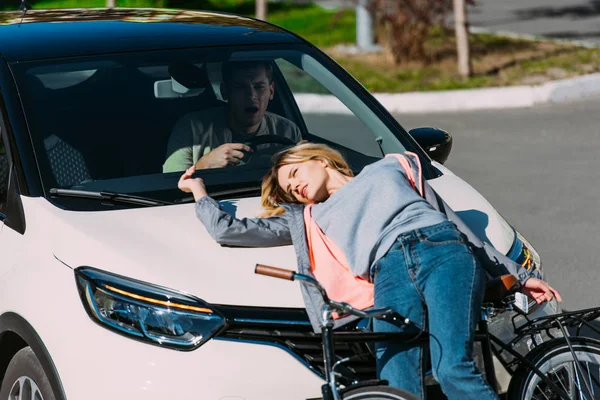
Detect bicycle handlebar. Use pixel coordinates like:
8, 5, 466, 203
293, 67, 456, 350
255, 264, 296, 281
254, 264, 413, 325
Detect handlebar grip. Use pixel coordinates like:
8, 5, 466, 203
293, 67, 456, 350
255, 264, 296, 281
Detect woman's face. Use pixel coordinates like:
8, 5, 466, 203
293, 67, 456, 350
277, 160, 331, 204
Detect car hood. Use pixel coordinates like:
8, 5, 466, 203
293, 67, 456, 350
36, 169, 516, 310
39, 197, 304, 308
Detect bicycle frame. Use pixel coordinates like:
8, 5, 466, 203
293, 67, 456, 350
321, 307, 577, 400
318, 287, 589, 400
293, 273, 407, 400
255, 264, 600, 400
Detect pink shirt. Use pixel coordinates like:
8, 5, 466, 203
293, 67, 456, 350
304, 204, 374, 318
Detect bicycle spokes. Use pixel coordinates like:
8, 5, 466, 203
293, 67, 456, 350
530, 354, 600, 400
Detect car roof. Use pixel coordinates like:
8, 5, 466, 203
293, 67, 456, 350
0, 8, 304, 62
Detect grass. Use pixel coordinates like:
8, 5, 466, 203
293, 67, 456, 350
269, 7, 355, 48
2, 1, 599, 92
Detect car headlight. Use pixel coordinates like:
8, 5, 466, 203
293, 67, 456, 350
507, 231, 543, 280
75, 267, 225, 351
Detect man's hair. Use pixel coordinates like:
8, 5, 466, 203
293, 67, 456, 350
221, 60, 274, 85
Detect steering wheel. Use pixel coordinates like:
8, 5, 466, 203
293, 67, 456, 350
242, 135, 297, 164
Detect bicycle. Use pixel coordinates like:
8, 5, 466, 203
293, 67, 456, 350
254, 264, 600, 400
255, 263, 420, 400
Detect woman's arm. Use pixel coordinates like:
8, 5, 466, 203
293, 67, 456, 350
195, 197, 292, 247
179, 166, 292, 247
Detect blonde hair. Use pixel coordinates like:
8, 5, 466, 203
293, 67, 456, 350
260, 142, 354, 217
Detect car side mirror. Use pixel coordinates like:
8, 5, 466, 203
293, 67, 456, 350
408, 127, 453, 165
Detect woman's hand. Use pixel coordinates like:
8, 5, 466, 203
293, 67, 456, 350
522, 277, 562, 304
178, 166, 208, 201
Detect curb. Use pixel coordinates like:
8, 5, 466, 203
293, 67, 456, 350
295, 72, 600, 114
469, 26, 600, 50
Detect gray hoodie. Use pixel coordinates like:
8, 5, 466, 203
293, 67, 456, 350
195, 154, 531, 331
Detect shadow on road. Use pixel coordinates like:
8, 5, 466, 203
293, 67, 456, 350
543, 30, 600, 39
426, 385, 507, 399
514, 0, 600, 21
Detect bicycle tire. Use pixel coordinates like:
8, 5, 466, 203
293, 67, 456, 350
507, 336, 600, 400
342, 385, 420, 400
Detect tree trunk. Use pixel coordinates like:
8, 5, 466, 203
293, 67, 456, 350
106, 0, 116, 8
255, 0, 267, 21
453, 0, 472, 78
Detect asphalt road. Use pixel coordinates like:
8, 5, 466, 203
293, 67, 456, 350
469, 0, 600, 44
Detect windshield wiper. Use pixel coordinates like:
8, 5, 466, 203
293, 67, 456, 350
49, 188, 172, 207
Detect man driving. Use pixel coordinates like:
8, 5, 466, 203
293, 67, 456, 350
163, 60, 302, 172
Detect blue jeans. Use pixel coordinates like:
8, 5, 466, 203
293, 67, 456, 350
371, 221, 499, 400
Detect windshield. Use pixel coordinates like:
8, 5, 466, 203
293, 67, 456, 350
12, 44, 410, 210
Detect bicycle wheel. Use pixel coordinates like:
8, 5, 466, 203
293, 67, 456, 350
342, 385, 420, 400
507, 336, 600, 400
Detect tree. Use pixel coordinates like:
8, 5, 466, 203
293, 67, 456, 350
106, 0, 116, 7
369, 0, 475, 67
453, 0, 472, 78
370, 0, 454, 64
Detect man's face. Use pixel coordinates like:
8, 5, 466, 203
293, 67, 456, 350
222, 65, 274, 133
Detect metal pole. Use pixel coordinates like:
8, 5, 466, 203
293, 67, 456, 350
356, 0, 375, 51
106, 0, 116, 8
453, 0, 472, 77
255, 0, 267, 21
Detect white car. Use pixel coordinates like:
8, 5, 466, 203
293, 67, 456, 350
0, 8, 542, 400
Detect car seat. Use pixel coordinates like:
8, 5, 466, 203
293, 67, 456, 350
23, 75, 93, 188
44, 134, 92, 187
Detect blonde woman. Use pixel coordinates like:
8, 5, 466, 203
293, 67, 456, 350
178, 142, 560, 399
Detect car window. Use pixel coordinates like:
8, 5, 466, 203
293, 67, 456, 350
276, 59, 383, 158
11, 45, 409, 210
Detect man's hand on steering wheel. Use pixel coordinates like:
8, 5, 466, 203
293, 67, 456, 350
195, 143, 252, 169
242, 135, 297, 164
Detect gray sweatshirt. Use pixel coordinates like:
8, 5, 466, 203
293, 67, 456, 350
311, 156, 447, 280
195, 153, 531, 331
